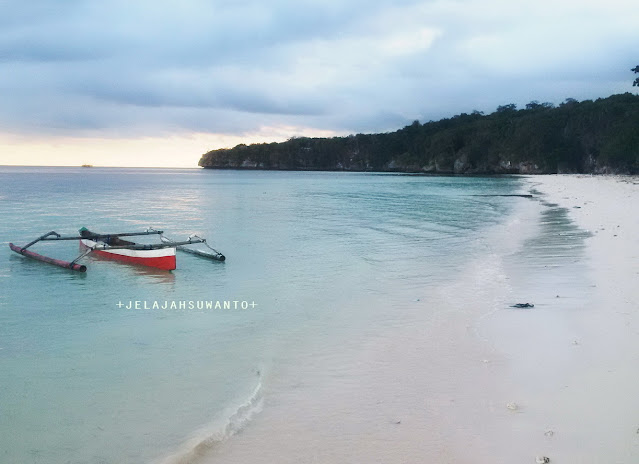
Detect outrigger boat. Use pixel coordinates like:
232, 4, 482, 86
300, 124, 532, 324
9, 227, 224, 272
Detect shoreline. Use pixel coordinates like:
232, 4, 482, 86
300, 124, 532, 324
510, 174, 639, 462
465, 174, 639, 463
191, 174, 638, 464
188, 176, 540, 463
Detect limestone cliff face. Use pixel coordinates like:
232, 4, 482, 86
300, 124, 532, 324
198, 147, 553, 174
199, 154, 549, 174
198, 144, 634, 174
199, 144, 635, 174
198, 152, 631, 174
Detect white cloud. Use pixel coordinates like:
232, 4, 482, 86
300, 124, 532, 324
0, 0, 637, 166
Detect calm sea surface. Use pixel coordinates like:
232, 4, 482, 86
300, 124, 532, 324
0, 167, 529, 463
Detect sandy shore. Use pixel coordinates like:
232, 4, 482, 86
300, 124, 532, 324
471, 174, 639, 463
504, 174, 639, 463
194, 174, 639, 464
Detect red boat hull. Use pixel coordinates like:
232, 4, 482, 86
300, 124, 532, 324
89, 248, 176, 270
80, 240, 176, 270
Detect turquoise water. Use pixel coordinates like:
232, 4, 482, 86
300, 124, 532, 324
0, 167, 526, 463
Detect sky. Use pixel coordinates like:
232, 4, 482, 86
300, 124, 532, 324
1, 0, 637, 167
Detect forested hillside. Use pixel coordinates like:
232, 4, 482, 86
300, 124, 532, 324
199, 93, 639, 174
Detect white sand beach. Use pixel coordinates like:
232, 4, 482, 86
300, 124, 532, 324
435, 174, 639, 463
499, 174, 639, 463
195, 174, 639, 464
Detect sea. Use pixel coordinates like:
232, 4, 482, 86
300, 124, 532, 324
0, 167, 590, 463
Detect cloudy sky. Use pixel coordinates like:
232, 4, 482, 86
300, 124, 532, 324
1, 0, 637, 167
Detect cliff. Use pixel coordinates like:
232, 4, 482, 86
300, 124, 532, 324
199, 93, 639, 174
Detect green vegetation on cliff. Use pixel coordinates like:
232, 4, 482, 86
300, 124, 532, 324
199, 93, 639, 174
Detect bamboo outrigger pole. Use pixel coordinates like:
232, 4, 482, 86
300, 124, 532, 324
9, 243, 88, 272
39, 230, 164, 241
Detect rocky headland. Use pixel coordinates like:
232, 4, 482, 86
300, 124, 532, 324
199, 93, 639, 175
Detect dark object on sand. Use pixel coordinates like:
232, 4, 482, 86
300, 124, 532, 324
471, 194, 533, 198
511, 303, 534, 308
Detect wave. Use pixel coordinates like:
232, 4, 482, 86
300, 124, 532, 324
156, 375, 264, 464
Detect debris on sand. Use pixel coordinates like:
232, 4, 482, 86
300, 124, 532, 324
511, 303, 534, 308
535, 457, 550, 463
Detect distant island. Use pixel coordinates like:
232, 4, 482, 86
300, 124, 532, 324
199, 93, 639, 174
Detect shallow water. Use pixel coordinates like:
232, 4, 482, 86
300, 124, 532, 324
0, 167, 533, 463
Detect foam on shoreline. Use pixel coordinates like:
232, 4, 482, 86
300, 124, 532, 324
156, 376, 264, 464
193, 180, 546, 464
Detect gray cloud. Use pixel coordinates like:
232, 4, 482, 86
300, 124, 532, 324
0, 0, 637, 139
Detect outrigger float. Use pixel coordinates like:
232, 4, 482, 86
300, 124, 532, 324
152, 229, 225, 262
9, 227, 225, 272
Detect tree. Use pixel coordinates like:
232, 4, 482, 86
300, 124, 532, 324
633, 65, 639, 87
496, 103, 517, 112
526, 101, 555, 110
